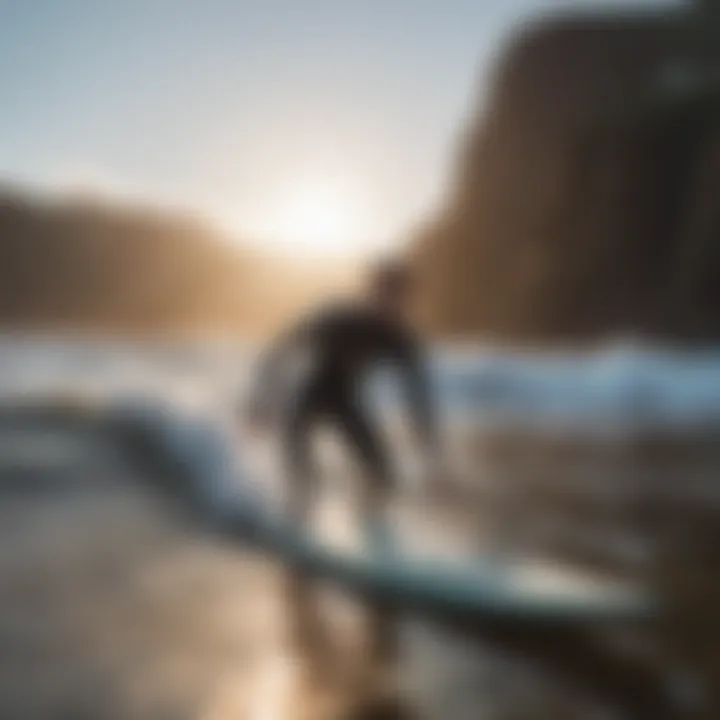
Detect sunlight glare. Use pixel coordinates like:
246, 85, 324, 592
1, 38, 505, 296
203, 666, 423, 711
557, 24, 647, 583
262, 179, 371, 256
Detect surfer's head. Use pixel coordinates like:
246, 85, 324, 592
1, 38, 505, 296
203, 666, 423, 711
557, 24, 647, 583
367, 259, 414, 319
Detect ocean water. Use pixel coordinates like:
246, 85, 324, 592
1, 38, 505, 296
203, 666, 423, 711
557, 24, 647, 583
0, 335, 717, 718
5, 334, 720, 428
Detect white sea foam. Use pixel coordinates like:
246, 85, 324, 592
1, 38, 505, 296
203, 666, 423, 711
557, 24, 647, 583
2, 334, 720, 433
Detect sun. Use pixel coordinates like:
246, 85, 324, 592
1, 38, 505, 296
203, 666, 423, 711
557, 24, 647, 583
217, 173, 386, 257
278, 185, 353, 248
250, 178, 372, 256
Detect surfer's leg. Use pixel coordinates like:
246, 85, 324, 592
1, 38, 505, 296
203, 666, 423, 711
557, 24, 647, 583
338, 404, 401, 664
283, 400, 317, 527
281, 400, 334, 662
336, 402, 394, 554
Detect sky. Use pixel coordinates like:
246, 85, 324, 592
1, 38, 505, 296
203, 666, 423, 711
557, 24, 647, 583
0, 0, 680, 256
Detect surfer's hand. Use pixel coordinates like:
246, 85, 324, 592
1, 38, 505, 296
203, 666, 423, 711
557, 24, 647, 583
245, 418, 268, 439
244, 402, 272, 438
424, 454, 459, 499
420, 451, 441, 486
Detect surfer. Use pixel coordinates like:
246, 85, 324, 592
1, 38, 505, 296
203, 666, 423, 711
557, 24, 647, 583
246, 259, 438, 554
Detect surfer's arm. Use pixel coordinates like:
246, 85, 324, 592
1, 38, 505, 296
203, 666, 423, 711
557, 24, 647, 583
246, 311, 323, 422
398, 337, 436, 452
397, 338, 455, 494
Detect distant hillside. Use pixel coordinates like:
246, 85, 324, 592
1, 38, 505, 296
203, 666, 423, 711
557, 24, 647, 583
0, 187, 355, 336
412, 7, 720, 342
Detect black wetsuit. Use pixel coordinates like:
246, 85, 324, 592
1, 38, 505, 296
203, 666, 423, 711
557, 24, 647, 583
253, 302, 434, 491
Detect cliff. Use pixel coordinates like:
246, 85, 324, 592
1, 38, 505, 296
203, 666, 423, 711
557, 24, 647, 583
0, 189, 352, 336
413, 7, 720, 342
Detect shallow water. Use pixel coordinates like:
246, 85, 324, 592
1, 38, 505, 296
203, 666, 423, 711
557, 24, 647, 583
0, 421, 628, 720
0, 337, 717, 718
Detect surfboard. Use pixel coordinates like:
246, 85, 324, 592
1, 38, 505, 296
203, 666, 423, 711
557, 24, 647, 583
109, 400, 658, 630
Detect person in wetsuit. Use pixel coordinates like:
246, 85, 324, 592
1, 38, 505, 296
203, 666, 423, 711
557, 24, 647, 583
247, 260, 437, 550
